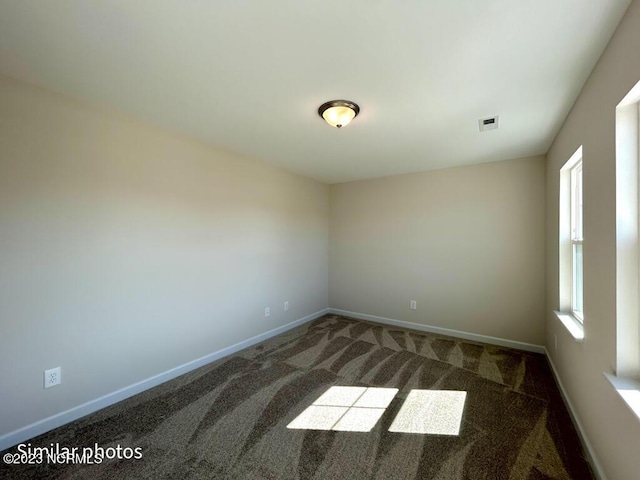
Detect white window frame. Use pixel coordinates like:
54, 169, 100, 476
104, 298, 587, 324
556, 147, 584, 340
608, 79, 640, 422
570, 161, 583, 322
615, 81, 640, 381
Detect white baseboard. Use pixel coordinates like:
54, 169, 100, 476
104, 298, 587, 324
0, 308, 329, 452
544, 350, 606, 480
328, 308, 546, 354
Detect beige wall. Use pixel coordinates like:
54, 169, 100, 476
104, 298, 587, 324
0, 74, 329, 437
545, 1, 640, 479
330, 156, 546, 345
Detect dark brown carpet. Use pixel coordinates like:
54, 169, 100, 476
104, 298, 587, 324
0, 314, 593, 479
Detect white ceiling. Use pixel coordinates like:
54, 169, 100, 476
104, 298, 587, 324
0, 1, 631, 183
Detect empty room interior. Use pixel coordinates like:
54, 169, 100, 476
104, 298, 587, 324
1, 1, 640, 479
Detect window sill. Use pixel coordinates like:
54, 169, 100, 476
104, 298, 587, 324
554, 311, 585, 342
603, 372, 640, 422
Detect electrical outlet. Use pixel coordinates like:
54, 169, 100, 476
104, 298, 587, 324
265, 307, 270, 317
44, 367, 61, 389
410, 300, 417, 310
284, 301, 289, 311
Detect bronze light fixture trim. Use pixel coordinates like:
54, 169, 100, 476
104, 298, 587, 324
318, 100, 360, 128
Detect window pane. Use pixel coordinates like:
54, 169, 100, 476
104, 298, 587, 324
575, 165, 583, 240
571, 163, 583, 241
573, 243, 583, 320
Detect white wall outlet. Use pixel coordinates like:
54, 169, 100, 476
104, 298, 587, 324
410, 300, 417, 310
265, 307, 270, 317
44, 367, 61, 389
284, 301, 289, 311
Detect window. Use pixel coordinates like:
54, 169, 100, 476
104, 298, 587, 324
570, 161, 583, 320
615, 80, 640, 381
609, 79, 640, 421
557, 147, 584, 339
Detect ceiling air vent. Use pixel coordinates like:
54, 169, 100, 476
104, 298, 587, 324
478, 115, 500, 132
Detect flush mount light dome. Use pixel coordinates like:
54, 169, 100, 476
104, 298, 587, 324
318, 100, 360, 128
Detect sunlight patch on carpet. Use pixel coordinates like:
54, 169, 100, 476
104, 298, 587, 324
287, 386, 398, 432
388, 390, 466, 435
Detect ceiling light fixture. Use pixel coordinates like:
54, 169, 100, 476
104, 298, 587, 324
318, 100, 360, 128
